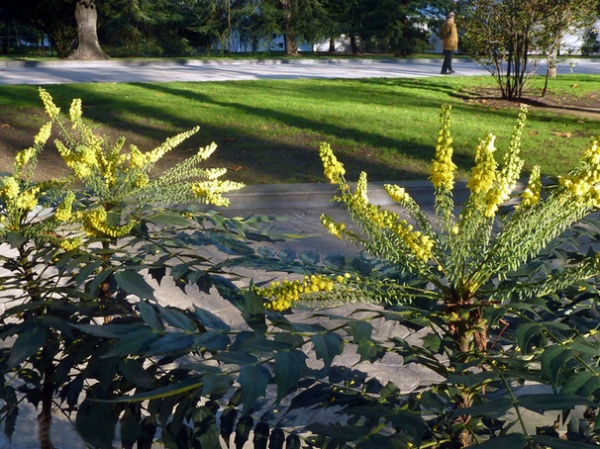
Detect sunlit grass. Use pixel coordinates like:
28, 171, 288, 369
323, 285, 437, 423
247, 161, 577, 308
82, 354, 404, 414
0, 74, 598, 184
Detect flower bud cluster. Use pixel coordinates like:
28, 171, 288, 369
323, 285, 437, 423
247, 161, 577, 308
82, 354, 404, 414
55, 191, 75, 222
320, 142, 346, 184
519, 165, 541, 209
559, 139, 600, 207
191, 180, 244, 207
83, 207, 135, 238
430, 105, 456, 191
256, 274, 347, 311
321, 214, 346, 239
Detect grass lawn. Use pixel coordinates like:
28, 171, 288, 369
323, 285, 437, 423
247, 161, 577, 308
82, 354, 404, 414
0, 74, 598, 184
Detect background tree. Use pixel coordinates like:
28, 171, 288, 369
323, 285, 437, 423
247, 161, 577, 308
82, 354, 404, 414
0, 0, 76, 58
458, 0, 599, 101
70, 0, 107, 59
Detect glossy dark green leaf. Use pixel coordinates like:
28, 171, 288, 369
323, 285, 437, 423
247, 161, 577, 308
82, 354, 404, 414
234, 415, 253, 449
101, 328, 161, 358
447, 371, 501, 389
451, 397, 514, 418
193, 306, 231, 331
540, 345, 576, 388
307, 423, 370, 442
114, 271, 156, 300
213, 351, 258, 365
219, 407, 238, 445
191, 406, 221, 449
195, 332, 230, 351
138, 300, 164, 331
157, 306, 196, 332
531, 434, 599, 449
74, 260, 102, 286
285, 434, 301, 449
118, 359, 155, 389
299, 251, 320, 264
8, 326, 48, 368
75, 400, 117, 448
349, 320, 373, 342
468, 433, 527, 449
311, 333, 344, 368
274, 350, 307, 400
253, 421, 270, 449
101, 377, 203, 403
389, 410, 429, 446
71, 323, 148, 339
517, 394, 596, 414
239, 364, 270, 413
145, 333, 195, 356
145, 213, 192, 227
6, 231, 26, 248
269, 428, 285, 449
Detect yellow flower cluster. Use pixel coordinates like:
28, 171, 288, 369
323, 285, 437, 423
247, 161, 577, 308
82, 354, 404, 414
34, 122, 53, 146
83, 207, 135, 238
467, 135, 497, 195
55, 192, 75, 222
39, 88, 61, 119
321, 214, 346, 239
355, 172, 369, 204
385, 184, 411, 205
14, 147, 37, 172
15, 187, 40, 212
320, 142, 346, 184
191, 180, 245, 207
356, 200, 434, 262
1, 177, 20, 200
59, 237, 82, 252
559, 139, 600, 207
256, 274, 343, 311
430, 105, 456, 191
145, 127, 201, 166
1, 177, 41, 213
519, 165, 541, 209
69, 98, 83, 125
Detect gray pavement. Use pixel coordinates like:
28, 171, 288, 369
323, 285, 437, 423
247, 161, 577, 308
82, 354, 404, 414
0, 56, 598, 85
0, 57, 597, 448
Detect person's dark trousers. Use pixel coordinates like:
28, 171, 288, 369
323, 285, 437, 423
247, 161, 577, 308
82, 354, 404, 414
441, 50, 454, 74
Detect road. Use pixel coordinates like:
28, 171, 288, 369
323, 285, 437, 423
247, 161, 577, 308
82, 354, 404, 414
0, 57, 598, 85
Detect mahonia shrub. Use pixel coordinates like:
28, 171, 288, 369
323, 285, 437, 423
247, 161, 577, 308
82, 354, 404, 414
249, 105, 600, 448
0, 89, 253, 449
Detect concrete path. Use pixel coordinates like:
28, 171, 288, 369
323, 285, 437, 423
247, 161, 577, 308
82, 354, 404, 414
0, 57, 598, 85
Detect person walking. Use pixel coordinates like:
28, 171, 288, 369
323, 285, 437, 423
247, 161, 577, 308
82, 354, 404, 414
440, 12, 458, 75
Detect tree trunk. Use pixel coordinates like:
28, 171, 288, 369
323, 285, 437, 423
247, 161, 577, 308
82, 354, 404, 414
328, 37, 335, 53
350, 34, 359, 55
69, 1, 107, 60
279, 0, 298, 56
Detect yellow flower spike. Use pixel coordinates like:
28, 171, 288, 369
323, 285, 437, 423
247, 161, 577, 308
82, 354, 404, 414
385, 184, 411, 204
59, 237, 82, 252
16, 187, 40, 212
38, 88, 61, 119
519, 165, 541, 209
321, 214, 346, 239
55, 191, 75, 222
34, 122, 53, 146
196, 142, 218, 161
468, 134, 497, 194
14, 147, 37, 172
69, 98, 83, 125
1, 177, 20, 201
431, 105, 457, 191
320, 142, 346, 184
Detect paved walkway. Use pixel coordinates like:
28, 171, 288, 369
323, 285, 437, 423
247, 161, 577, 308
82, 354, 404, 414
0, 57, 598, 85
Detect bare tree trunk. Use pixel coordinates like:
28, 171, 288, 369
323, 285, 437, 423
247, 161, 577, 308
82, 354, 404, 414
69, 1, 107, 60
280, 0, 298, 56
350, 34, 359, 55
328, 37, 335, 53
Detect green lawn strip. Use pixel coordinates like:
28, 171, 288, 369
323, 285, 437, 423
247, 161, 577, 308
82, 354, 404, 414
0, 75, 597, 184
